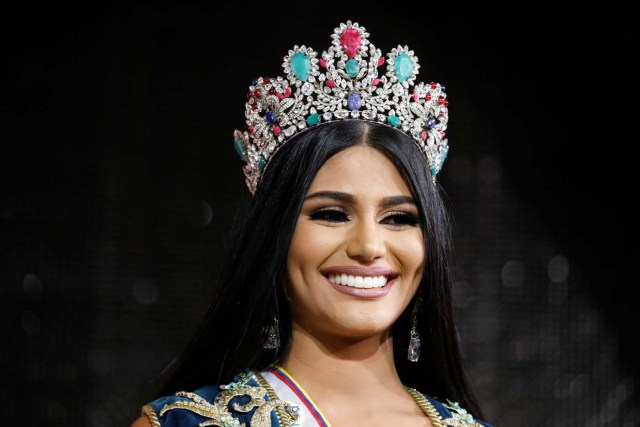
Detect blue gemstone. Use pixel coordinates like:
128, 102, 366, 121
265, 111, 276, 124
395, 53, 414, 83
291, 52, 311, 81
427, 117, 437, 130
346, 59, 360, 78
439, 146, 449, 169
251, 77, 259, 85
347, 92, 361, 110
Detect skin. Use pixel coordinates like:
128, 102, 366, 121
131, 144, 431, 426
281, 144, 430, 426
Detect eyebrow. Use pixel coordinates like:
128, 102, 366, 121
304, 191, 416, 208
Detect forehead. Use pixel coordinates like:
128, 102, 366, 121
307, 145, 412, 196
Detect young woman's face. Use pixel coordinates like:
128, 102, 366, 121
286, 144, 425, 341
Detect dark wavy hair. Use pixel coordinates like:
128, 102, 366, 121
156, 120, 485, 419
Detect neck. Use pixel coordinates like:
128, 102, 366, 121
279, 322, 405, 394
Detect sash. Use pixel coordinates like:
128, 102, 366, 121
260, 366, 332, 427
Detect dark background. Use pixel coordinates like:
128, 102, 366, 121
2, 2, 638, 426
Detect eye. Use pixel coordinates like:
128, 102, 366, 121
308, 208, 349, 223
380, 211, 420, 228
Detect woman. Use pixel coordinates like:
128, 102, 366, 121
132, 21, 493, 427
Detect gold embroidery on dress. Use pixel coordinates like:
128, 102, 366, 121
158, 372, 299, 427
406, 387, 484, 427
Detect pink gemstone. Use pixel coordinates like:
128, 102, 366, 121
284, 87, 292, 97
319, 58, 327, 68
340, 28, 361, 58
273, 125, 281, 136
326, 80, 336, 88
413, 92, 419, 102
439, 131, 446, 137
420, 131, 427, 141
378, 57, 385, 67
276, 92, 284, 100
372, 78, 380, 86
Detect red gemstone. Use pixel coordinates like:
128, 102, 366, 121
437, 96, 445, 105
326, 80, 336, 88
425, 94, 431, 101
263, 77, 270, 84
268, 88, 276, 95
378, 57, 385, 67
319, 58, 327, 68
273, 125, 281, 136
372, 78, 381, 86
430, 82, 437, 89
276, 92, 284, 100
246, 91, 252, 99
248, 125, 254, 133
254, 88, 262, 98
284, 87, 292, 97
340, 28, 361, 58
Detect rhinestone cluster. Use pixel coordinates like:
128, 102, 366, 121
233, 20, 449, 194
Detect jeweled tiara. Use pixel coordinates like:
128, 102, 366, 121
233, 20, 449, 194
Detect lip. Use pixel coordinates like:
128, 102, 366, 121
320, 265, 398, 299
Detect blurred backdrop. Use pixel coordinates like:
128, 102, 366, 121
2, 2, 639, 426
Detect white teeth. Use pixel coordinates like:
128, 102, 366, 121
327, 274, 388, 288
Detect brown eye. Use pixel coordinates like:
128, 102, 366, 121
309, 208, 349, 223
381, 212, 419, 227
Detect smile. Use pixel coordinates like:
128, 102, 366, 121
327, 274, 387, 288
319, 266, 398, 298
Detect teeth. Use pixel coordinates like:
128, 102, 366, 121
327, 274, 388, 288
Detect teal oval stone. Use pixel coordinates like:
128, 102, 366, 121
306, 113, 320, 125
291, 52, 311, 81
395, 53, 414, 83
387, 115, 401, 126
233, 138, 247, 161
346, 59, 360, 78
258, 155, 266, 171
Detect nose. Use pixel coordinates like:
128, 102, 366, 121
346, 216, 387, 262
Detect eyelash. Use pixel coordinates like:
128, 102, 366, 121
308, 208, 419, 228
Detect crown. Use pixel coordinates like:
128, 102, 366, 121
232, 20, 449, 194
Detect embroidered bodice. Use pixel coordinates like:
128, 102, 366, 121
141, 367, 493, 427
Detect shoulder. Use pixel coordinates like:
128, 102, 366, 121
138, 371, 284, 427
408, 388, 495, 427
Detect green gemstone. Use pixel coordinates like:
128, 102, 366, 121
233, 138, 247, 161
258, 156, 266, 171
395, 53, 414, 83
291, 52, 311, 81
387, 115, 401, 126
346, 59, 360, 78
306, 113, 320, 125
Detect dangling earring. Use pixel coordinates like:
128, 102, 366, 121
263, 314, 280, 350
408, 298, 421, 362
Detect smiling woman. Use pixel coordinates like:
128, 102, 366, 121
130, 20, 494, 427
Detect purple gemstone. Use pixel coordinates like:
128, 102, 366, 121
265, 111, 276, 124
427, 117, 436, 129
347, 92, 361, 111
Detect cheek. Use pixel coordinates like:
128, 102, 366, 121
393, 231, 426, 274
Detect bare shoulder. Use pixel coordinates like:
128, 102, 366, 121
130, 414, 152, 427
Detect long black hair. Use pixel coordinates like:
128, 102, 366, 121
156, 120, 485, 419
